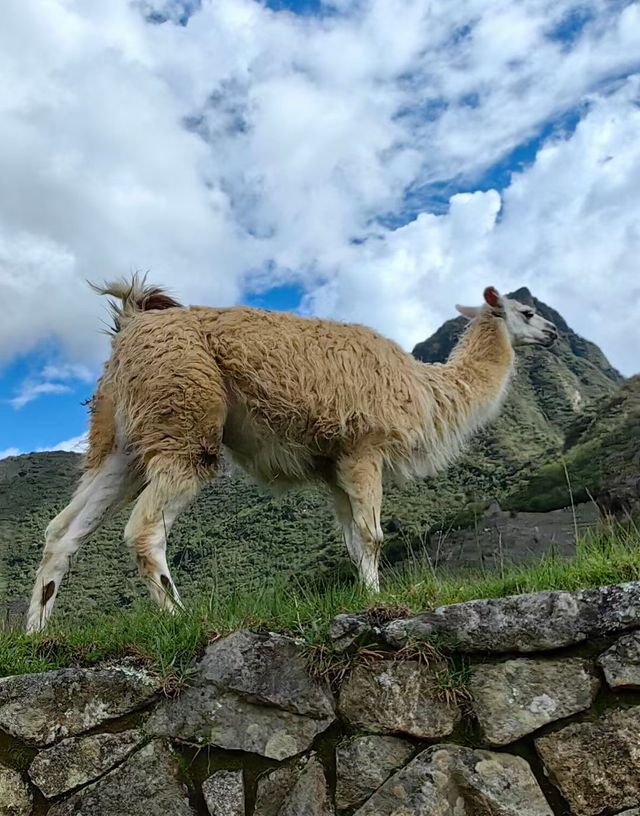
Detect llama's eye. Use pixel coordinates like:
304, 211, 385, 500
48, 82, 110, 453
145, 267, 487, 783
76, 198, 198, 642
522, 310, 534, 320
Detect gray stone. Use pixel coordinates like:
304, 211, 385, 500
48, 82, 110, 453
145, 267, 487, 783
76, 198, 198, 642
29, 729, 145, 798
280, 756, 333, 816
149, 689, 328, 760
338, 659, 459, 739
254, 762, 304, 816
48, 740, 194, 816
536, 705, 640, 816
619, 811, 640, 816
197, 631, 334, 719
353, 744, 553, 815
335, 735, 414, 810
328, 614, 374, 652
598, 631, 640, 688
254, 756, 332, 816
203, 770, 244, 816
469, 657, 599, 745
147, 631, 334, 760
0, 664, 160, 745
0, 764, 32, 816
383, 581, 640, 653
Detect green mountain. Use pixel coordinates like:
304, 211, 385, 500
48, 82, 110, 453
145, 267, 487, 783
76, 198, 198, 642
0, 290, 631, 623
505, 374, 640, 512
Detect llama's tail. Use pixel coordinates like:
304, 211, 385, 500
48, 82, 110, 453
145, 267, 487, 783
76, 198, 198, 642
90, 273, 183, 333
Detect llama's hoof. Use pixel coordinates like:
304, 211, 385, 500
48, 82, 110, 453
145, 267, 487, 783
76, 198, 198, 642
25, 616, 45, 635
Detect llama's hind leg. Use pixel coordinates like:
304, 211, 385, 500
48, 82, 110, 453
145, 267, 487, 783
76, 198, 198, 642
335, 452, 384, 592
26, 451, 136, 633
124, 458, 203, 612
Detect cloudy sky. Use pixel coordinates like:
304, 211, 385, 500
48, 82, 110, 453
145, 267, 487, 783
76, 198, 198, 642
1, 0, 639, 458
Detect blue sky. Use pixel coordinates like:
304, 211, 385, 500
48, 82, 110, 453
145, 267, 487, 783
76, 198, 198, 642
1, 0, 640, 457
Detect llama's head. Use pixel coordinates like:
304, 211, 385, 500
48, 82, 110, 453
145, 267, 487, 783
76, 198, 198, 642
456, 287, 559, 347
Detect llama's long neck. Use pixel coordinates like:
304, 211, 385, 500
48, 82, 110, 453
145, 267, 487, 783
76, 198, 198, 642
447, 310, 515, 407
411, 311, 515, 475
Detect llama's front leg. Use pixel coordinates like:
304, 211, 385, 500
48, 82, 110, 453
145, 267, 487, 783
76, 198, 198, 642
26, 452, 133, 633
331, 485, 358, 562
124, 465, 200, 612
351, 514, 383, 592
335, 453, 384, 592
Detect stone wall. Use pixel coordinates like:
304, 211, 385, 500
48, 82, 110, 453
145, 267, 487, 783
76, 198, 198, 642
4, 581, 640, 815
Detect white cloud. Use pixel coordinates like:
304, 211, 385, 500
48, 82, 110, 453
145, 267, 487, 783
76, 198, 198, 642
39, 433, 89, 454
41, 363, 94, 382
306, 77, 640, 374
0, 0, 248, 366
0, 0, 639, 383
8, 362, 96, 409
0, 447, 21, 459
0, 434, 88, 458
9, 382, 72, 410
491, 77, 640, 375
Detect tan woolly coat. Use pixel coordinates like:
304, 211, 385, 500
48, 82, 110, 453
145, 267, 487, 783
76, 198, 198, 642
89, 303, 514, 487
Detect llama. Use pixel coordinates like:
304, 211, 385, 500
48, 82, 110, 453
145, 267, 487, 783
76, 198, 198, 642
26, 279, 558, 632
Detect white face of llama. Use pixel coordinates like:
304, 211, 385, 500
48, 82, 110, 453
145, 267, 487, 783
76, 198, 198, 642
456, 287, 559, 347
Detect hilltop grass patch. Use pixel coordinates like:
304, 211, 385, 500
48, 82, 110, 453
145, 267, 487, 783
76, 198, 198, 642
1, 521, 639, 682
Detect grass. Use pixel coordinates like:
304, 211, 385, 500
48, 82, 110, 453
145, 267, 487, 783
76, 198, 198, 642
1, 520, 639, 683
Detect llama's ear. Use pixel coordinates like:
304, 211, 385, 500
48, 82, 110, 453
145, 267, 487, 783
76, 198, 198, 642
483, 286, 502, 309
456, 304, 480, 320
